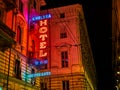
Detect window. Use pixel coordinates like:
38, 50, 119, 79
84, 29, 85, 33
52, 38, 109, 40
30, 23, 34, 31
40, 82, 47, 90
19, 0, 23, 13
60, 27, 67, 39
33, 0, 36, 9
62, 80, 69, 90
61, 51, 68, 68
60, 13, 65, 18
0, 9, 2, 21
17, 26, 22, 44
60, 32, 67, 38
29, 51, 34, 58
32, 40, 35, 57
31, 68, 36, 85
14, 59, 21, 79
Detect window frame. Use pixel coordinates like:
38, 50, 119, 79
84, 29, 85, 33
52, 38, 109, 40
0, 9, 3, 21
31, 68, 36, 85
60, 26, 67, 39
61, 51, 68, 68
19, 0, 23, 14
60, 32, 67, 39
33, 0, 36, 9
60, 13, 65, 18
17, 25, 22, 44
14, 59, 21, 79
62, 80, 69, 90
40, 82, 47, 90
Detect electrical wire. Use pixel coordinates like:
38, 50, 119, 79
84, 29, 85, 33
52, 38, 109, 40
50, 9, 79, 46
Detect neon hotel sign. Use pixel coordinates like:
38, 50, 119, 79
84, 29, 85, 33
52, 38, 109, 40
32, 14, 51, 61
27, 14, 51, 78
39, 19, 48, 57
32, 14, 51, 59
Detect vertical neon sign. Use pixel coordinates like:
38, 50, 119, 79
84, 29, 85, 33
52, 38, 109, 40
30, 14, 51, 68
39, 20, 48, 57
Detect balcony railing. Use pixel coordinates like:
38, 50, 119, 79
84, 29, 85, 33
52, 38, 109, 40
0, 21, 15, 38
0, 21, 16, 51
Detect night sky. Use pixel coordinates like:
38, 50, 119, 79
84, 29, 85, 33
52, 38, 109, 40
41, 0, 112, 90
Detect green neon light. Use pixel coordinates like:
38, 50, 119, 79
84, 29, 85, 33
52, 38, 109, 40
27, 71, 51, 78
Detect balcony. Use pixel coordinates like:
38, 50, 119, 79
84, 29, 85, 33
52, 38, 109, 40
3, 0, 16, 11
0, 21, 16, 51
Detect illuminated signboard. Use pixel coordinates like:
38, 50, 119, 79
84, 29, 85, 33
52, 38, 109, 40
32, 14, 51, 21
34, 59, 48, 65
30, 14, 51, 69
29, 58, 48, 66
27, 72, 51, 78
39, 19, 48, 58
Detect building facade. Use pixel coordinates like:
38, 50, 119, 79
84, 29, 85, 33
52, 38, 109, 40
112, 0, 120, 89
29, 4, 97, 90
0, 0, 96, 90
0, 0, 45, 90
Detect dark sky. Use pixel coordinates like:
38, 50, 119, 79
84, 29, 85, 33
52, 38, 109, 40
41, 0, 112, 90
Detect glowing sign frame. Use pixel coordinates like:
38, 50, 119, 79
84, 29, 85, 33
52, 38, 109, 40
30, 14, 51, 69
27, 72, 51, 78
39, 19, 48, 58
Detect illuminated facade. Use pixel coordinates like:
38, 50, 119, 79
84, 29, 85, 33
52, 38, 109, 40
29, 4, 97, 90
0, 0, 45, 90
0, 0, 96, 90
112, 0, 120, 89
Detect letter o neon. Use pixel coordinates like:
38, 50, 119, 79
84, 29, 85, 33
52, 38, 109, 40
39, 27, 47, 33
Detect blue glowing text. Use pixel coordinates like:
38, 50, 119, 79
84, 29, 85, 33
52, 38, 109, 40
34, 60, 48, 65
32, 14, 51, 21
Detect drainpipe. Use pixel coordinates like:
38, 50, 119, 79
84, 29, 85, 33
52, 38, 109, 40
6, 47, 12, 90
6, 8, 15, 89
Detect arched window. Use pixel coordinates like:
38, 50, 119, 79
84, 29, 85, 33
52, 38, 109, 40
17, 25, 22, 44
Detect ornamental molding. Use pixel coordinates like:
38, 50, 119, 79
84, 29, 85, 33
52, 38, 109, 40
17, 14, 27, 29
